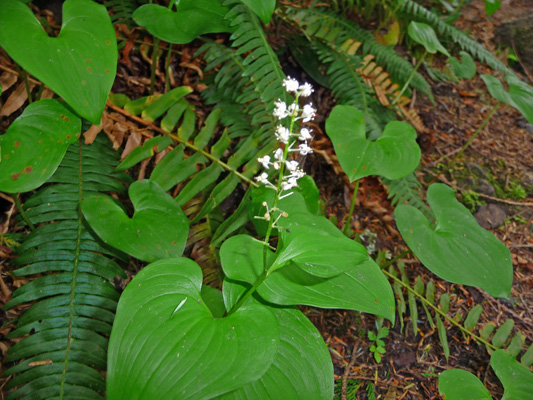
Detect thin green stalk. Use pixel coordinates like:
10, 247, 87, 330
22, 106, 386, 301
450, 101, 501, 166
150, 37, 160, 95
393, 51, 427, 105
343, 179, 360, 236
381, 249, 411, 269
382, 268, 497, 351
14, 194, 35, 231
15, 65, 33, 103
227, 271, 268, 316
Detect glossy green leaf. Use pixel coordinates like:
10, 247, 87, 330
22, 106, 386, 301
107, 258, 279, 400
408, 21, 450, 57
395, 183, 512, 298
240, 0, 276, 24
220, 235, 395, 322
133, 1, 233, 44
481, 74, 533, 124
325, 105, 421, 181
219, 307, 333, 400
0, 0, 117, 124
81, 180, 189, 262
492, 350, 533, 400
450, 51, 477, 79
0, 100, 80, 193
439, 369, 492, 400
485, 0, 501, 16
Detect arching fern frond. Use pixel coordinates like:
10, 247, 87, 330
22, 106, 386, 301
395, 0, 514, 76
382, 172, 434, 223
284, 6, 433, 98
4, 135, 130, 400
105, 0, 141, 26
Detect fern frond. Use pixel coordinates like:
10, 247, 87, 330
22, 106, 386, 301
106, 0, 141, 26
285, 7, 433, 97
4, 135, 129, 399
382, 172, 434, 222
395, 0, 514, 76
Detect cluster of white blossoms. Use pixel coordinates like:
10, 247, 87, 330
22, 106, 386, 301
255, 77, 315, 204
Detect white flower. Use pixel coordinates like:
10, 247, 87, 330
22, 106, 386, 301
257, 155, 271, 169
275, 125, 290, 144
274, 148, 284, 161
273, 100, 288, 119
283, 77, 300, 93
301, 104, 316, 122
285, 160, 299, 172
299, 128, 312, 141
255, 172, 270, 185
298, 143, 313, 155
273, 161, 280, 170
297, 82, 313, 97
281, 177, 298, 191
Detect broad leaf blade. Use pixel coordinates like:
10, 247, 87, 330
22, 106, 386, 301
0, 0, 117, 124
438, 369, 492, 400
133, 1, 232, 44
408, 21, 450, 57
0, 100, 80, 193
107, 258, 279, 400
395, 183, 512, 298
82, 180, 189, 262
240, 0, 276, 24
482, 74, 533, 124
491, 350, 533, 400
325, 105, 420, 181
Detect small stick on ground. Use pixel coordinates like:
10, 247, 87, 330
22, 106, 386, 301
341, 339, 361, 400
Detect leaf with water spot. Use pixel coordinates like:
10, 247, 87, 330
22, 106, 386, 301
0, 100, 80, 193
0, 0, 117, 124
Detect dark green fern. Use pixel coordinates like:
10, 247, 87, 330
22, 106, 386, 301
105, 0, 142, 26
284, 7, 433, 98
382, 172, 434, 222
395, 0, 514, 76
4, 135, 130, 400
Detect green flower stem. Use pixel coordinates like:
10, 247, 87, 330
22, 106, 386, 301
393, 51, 427, 105
342, 179, 360, 236
227, 270, 268, 316
106, 101, 258, 187
150, 37, 160, 95
14, 194, 35, 231
382, 268, 497, 351
228, 96, 299, 316
34, 83, 45, 102
450, 101, 501, 166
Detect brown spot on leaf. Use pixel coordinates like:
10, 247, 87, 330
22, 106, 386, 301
11, 172, 21, 180
39, 140, 43, 143
362, 164, 367, 170
87, 67, 92, 72
105, 69, 110, 74
172, 241, 177, 245
86, 58, 91, 63
157, 244, 161, 249
106, 40, 111, 45
4, 154, 9, 159
66, 135, 71, 139
60, 114, 70, 122
81, 81, 86, 85
14, 141, 20, 147
24, 166, 33, 174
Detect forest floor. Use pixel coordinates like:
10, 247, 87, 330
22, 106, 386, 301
1, 1, 532, 399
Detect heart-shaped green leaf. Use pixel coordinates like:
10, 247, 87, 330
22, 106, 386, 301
107, 258, 279, 400
395, 183, 512, 298
133, 0, 233, 44
450, 51, 477, 80
221, 235, 395, 321
219, 307, 333, 399
240, 0, 276, 25
492, 350, 533, 400
81, 180, 189, 262
408, 21, 451, 57
0, 100, 80, 193
438, 369, 492, 400
0, 0, 117, 124
325, 105, 421, 181
482, 74, 533, 124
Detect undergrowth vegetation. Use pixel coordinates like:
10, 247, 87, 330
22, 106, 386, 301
0, 0, 532, 399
